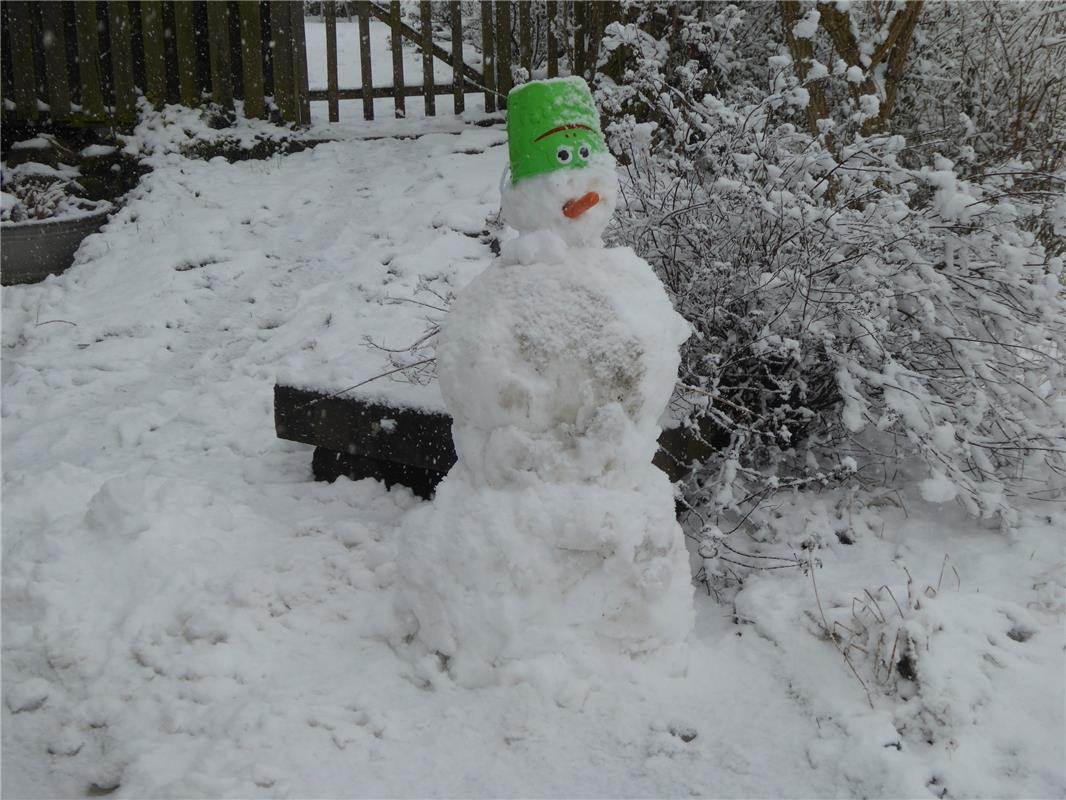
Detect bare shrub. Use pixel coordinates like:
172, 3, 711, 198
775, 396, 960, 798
599, 2, 1066, 536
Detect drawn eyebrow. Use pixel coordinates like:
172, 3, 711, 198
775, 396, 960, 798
534, 123, 595, 142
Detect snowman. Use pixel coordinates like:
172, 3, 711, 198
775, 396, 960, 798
394, 78, 694, 692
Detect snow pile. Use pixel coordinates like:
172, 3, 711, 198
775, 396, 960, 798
396, 138, 693, 689
1, 159, 111, 224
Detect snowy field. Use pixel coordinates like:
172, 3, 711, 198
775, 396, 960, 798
3, 104, 1065, 798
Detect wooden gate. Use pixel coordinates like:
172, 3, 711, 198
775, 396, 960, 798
313, 1, 621, 122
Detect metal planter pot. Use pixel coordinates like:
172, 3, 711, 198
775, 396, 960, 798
1, 209, 110, 286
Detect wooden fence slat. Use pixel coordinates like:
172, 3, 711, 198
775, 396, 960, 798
495, 0, 511, 109
573, 0, 586, 78
108, 1, 137, 122
480, 1, 495, 113
519, 1, 532, 79
140, 1, 167, 108
239, 1, 266, 119
173, 0, 199, 107
291, 1, 311, 123
7, 2, 38, 121
75, 1, 107, 121
0, 4, 9, 115
270, 1, 295, 121
207, 0, 234, 109
586, 1, 604, 80
449, 1, 464, 114
358, 1, 374, 120
562, 0, 571, 67
389, 1, 405, 118
546, 0, 558, 78
420, 1, 434, 116
325, 0, 339, 121
40, 1, 72, 120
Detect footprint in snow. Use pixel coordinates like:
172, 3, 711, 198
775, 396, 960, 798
5, 677, 51, 713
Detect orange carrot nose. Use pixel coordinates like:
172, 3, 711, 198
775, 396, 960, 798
563, 191, 600, 219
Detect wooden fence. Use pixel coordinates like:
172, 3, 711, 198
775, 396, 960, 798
0, 1, 622, 130
0, 1, 310, 129
314, 0, 621, 122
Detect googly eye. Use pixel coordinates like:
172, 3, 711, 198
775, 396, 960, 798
556, 146, 573, 164
578, 144, 591, 160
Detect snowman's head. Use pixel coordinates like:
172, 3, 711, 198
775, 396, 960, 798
502, 77, 617, 248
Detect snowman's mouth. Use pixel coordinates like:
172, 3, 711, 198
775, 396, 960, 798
562, 192, 600, 219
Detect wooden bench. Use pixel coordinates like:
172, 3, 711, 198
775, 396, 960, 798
274, 383, 720, 497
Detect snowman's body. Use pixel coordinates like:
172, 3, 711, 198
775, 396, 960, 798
395, 78, 693, 689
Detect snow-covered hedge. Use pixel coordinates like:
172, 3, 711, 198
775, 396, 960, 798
597, 3, 1066, 531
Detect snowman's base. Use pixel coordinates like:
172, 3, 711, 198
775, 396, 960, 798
274, 383, 719, 497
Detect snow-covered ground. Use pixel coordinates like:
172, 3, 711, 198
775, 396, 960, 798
3, 108, 1065, 798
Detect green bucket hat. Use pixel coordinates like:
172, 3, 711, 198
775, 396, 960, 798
507, 77, 609, 186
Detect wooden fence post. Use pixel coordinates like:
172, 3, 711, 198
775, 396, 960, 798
108, 1, 137, 123
207, 0, 234, 110
519, 1, 532, 80
389, 0, 405, 118
420, 1, 435, 116
141, 1, 167, 108
173, 1, 199, 107
239, 1, 266, 119
573, 0, 586, 78
7, 2, 39, 121
291, 2, 310, 123
40, 2, 72, 120
546, 0, 558, 78
480, 1, 496, 113
75, 1, 107, 121
358, 1, 374, 120
325, 0, 339, 121
270, 1, 295, 121
586, 1, 604, 80
495, 0, 511, 109
450, 1, 464, 114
